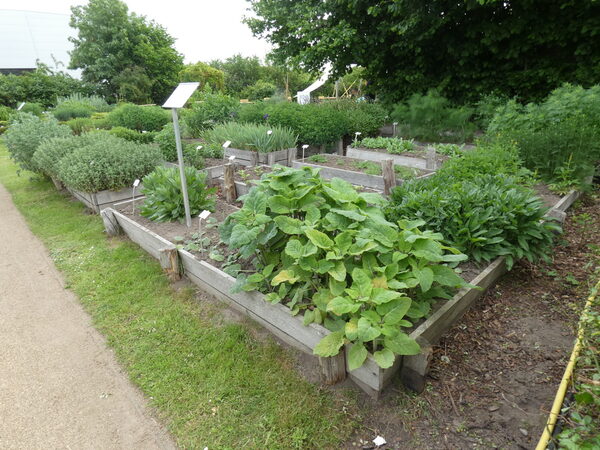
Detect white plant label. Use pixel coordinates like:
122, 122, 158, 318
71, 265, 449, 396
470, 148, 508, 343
199, 210, 211, 220
355, 131, 362, 136
373, 436, 386, 447
133, 179, 140, 187
228, 155, 236, 161
267, 129, 273, 135
17, 102, 25, 111
302, 144, 309, 150
196, 145, 203, 150
222, 140, 231, 148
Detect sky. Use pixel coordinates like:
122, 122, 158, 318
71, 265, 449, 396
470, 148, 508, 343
0, 0, 272, 63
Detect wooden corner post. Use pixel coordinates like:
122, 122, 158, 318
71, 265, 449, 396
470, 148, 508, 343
223, 163, 237, 203
381, 159, 396, 196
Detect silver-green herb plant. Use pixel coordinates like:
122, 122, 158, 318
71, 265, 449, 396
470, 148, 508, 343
204, 122, 297, 153
220, 167, 468, 370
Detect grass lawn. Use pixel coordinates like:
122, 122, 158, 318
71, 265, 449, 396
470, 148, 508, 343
0, 145, 356, 448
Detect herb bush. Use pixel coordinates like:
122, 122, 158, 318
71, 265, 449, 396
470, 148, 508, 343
0, 105, 12, 121
140, 166, 216, 222
56, 93, 112, 112
487, 83, 600, 184
357, 137, 416, 154
19, 102, 44, 116
433, 143, 465, 158
220, 167, 468, 369
326, 101, 388, 137
204, 122, 297, 153
182, 88, 239, 136
56, 136, 162, 192
53, 102, 94, 121
32, 132, 119, 179
391, 90, 476, 143
66, 117, 95, 135
4, 113, 71, 173
386, 145, 559, 268
107, 103, 169, 132
108, 126, 156, 144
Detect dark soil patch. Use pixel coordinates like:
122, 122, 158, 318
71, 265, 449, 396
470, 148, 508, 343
233, 165, 272, 184
342, 190, 600, 449
204, 157, 225, 169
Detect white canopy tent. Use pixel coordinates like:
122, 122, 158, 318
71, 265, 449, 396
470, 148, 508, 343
296, 65, 331, 104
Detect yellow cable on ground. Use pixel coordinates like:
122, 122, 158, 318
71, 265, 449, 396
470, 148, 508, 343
535, 279, 600, 450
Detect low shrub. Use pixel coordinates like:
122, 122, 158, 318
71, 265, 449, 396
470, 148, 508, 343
327, 101, 388, 137
183, 88, 239, 136
56, 93, 112, 112
487, 83, 600, 184
108, 126, 156, 144
33, 132, 118, 179
19, 102, 44, 116
242, 80, 277, 101
56, 136, 162, 192
432, 143, 465, 158
220, 167, 468, 369
4, 113, 71, 173
183, 146, 206, 170
66, 117, 95, 135
0, 105, 13, 121
204, 122, 297, 153
107, 103, 169, 132
357, 137, 416, 154
53, 102, 93, 121
391, 90, 476, 143
140, 166, 216, 222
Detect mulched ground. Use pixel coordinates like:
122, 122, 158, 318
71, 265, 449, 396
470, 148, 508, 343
343, 189, 600, 449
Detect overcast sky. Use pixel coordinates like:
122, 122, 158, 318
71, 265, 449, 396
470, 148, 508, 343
1, 0, 272, 63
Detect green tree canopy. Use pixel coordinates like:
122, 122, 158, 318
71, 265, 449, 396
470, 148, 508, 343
69, 0, 183, 103
209, 54, 263, 96
246, 0, 600, 103
179, 62, 225, 91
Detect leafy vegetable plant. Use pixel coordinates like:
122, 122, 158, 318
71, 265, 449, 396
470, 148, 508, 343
358, 136, 416, 154
140, 166, 216, 222
220, 167, 468, 369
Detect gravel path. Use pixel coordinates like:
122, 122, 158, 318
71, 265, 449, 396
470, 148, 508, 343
0, 184, 176, 449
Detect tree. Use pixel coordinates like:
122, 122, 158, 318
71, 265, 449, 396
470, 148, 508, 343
179, 62, 225, 91
69, 0, 183, 103
246, 0, 600, 103
209, 54, 263, 96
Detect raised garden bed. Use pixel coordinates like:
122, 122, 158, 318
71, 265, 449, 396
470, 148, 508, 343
292, 155, 434, 190
346, 146, 441, 170
216, 165, 272, 200
345, 189, 584, 398
102, 197, 346, 385
100, 180, 584, 398
66, 184, 145, 213
224, 147, 296, 167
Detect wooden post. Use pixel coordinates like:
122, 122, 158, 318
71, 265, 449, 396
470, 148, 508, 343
50, 176, 64, 191
223, 163, 237, 203
287, 148, 297, 166
426, 147, 437, 170
400, 337, 433, 393
100, 208, 121, 236
319, 353, 347, 385
250, 151, 259, 167
159, 245, 181, 281
336, 139, 344, 156
381, 159, 396, 196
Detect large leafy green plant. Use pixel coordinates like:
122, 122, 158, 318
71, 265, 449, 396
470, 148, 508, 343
220, 167, 467, 369
140, 166, 216, 222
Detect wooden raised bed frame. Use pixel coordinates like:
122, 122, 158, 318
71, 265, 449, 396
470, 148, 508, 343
292, 156, 435, 191
346, 146, 435, 170
100, 187, 583, 398
224, 147, 296, 167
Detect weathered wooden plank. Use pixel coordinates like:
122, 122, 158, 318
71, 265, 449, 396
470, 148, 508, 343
381, 159, 396, 195
159, 245, 181, 281
292, 161, 386, 190
111, 210, 173, 260
551, 190, 580, 213
203, 164, 225, 179
223, 163, 237, 203
346, 147, 427, 169
100, 208, 121, 236
66, 185, 144, 213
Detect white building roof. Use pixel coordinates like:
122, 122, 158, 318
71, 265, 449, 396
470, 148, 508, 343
0, 9, 79, 76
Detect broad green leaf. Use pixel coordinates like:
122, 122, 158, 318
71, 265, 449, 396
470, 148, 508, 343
370, 288, 401, 305
441, 253, 468, 262
331, 208, 365, 222
274, 216, 303, 234
384, 333, 421, 355
316, 260, 335, 274
347, 343, 368, 371
344, 318, 359, 340
208, 251, 224, 262
305, 228, 334, 249
304, 205, 321, 224
358, 192, 387, 205
327, 296, 360, 315
334, 231, 354, 253
268, 195, 291, 213
328, 260, 346, 282
247, 273, 264, 283
245, 191, 267, 214
271, 269, 299, 286
432, 265, 465, 287
384, 297, 412, 324
372, 276, 388, 289
329, 278, 346, 296
264, 292, 281, 303
352, 268, 372, 298
357, 317, 381, 342
285, 239, 304, 259
360, 310, 381, 324
414, 267, 434, 292
373, 348, 395, 369
303, 309, 315, 326
313, 330, 345, 357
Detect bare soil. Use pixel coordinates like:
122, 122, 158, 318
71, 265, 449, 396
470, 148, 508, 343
302, 155, 428, 178
342, 190, 600, 449
233, 165, 272, 183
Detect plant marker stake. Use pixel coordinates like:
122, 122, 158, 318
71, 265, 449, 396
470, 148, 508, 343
132, 178, 140, 214
302, 144, 309, 160
198, 210, 211, 253
222, 140, 231, 163
162, 82, 200, 228
392, 122, 398, 137
17, 102, 25, 111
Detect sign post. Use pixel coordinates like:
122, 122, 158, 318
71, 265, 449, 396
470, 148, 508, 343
162, 82, 199, 227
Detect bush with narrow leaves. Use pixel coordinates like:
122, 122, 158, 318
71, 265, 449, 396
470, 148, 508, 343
107, 103, 169, 131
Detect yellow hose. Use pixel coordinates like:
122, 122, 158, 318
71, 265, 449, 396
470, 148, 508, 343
535, 279, 600, 450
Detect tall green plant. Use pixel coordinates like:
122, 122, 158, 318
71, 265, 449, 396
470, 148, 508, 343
204, 122, 297, 153
220, 167, 468, 369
